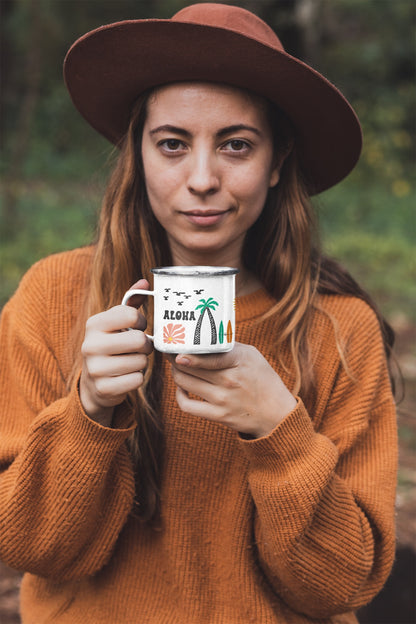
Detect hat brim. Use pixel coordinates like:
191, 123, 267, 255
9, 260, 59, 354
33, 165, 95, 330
64, 19, 362, 194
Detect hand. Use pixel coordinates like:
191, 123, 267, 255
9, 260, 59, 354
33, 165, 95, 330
79, 279, 153, 426
169, 343, 297, 438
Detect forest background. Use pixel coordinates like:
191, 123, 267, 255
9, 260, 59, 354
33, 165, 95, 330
0, 0, 415, 622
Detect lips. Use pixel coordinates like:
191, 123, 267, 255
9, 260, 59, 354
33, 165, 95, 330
180, 208, 231, 227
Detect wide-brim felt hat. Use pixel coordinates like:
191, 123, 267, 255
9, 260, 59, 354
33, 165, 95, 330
63, 2, 362, 194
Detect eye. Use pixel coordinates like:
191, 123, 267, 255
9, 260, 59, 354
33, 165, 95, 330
222, 139, 251, 153
159, 139, 186, 152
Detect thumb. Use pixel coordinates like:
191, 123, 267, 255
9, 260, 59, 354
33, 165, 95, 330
122, 278, 152, 308
175, 343, 240, 371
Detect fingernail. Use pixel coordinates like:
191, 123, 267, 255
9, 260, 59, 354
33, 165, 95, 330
176, 355, 191, 366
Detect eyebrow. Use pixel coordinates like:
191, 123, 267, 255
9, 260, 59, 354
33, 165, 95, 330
149, 124, 262, 138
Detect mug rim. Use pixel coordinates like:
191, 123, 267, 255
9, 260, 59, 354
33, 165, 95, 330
152, 266, 239, 276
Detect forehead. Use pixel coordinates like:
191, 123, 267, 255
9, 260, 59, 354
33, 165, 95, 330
145, 82, 271, 125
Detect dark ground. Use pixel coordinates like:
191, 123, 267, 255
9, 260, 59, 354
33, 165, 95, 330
1, 323, 415, 624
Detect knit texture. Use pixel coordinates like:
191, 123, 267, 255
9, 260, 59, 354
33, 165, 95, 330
0, 248, 397, 623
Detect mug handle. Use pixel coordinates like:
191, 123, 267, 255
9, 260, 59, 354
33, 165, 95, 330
121, 289, 154, 341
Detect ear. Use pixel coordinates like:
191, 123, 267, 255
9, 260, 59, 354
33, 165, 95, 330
269, 165, 280, 188
269, 138, 294, 188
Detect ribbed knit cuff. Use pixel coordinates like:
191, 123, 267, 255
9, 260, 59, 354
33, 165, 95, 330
70, 371, 137, 441
238, 398, 336, 470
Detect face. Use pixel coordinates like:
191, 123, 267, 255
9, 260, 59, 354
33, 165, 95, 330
141, 82, 281, 267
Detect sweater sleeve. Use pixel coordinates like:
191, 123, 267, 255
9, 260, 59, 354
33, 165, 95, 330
0, 257, 137, 581
239, 301, 397, 618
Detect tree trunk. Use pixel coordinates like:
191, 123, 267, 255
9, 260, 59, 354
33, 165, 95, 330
206, 309, 217, 345
193, 310, 205, 345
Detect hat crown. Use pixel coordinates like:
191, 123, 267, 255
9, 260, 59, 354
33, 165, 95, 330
64, 3, 361, 194
172, 3, 284, 52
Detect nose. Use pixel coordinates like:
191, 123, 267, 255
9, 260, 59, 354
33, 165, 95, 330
187, 149, 220, 197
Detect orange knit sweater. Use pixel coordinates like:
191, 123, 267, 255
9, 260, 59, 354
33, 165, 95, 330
0, 248, 397, 624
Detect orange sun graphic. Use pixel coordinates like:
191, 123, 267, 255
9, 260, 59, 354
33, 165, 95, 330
163, 323, 186, 345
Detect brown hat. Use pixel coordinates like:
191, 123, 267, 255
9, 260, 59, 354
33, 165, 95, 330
63, 2, 362, 194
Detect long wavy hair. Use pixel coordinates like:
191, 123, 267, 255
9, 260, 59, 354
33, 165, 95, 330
72, 87, 396, 523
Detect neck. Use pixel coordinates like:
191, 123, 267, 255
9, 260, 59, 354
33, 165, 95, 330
168, 247, 260, 296
236, 270, 262, 296
169, 243, 237, 269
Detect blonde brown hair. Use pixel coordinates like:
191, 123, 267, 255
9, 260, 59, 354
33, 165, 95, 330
73, 88, 395, 522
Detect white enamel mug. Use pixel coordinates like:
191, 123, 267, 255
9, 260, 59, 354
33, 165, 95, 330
122, 266, 239, 354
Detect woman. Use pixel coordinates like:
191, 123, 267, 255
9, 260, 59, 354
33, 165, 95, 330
0, 4, 397, 623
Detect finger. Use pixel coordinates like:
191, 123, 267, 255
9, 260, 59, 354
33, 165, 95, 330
93, 371, 145, 404
111, 329, 153, 355
171, 366, 223, 405
87, 306, 147, 333
170, 360, 222, 385
171, 347, 241, 384
175, 347, 239, 372
175, 386, 223, 421
83, 329, 152, 356
86, 353, 148, 379
114, 306, 148, 332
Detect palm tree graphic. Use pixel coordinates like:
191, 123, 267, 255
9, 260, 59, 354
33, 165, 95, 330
193, 298, 219, 345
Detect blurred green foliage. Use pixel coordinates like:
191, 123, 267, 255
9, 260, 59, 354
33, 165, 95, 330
1, 0, 415, 321
316, 180, 416, 318
0, 179, 100, 305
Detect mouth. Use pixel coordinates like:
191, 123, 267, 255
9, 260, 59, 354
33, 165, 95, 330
180, 208, 232, 227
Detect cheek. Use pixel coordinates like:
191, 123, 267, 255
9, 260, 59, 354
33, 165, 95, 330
232, 167, 272, 211
143, 161, 178, 207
